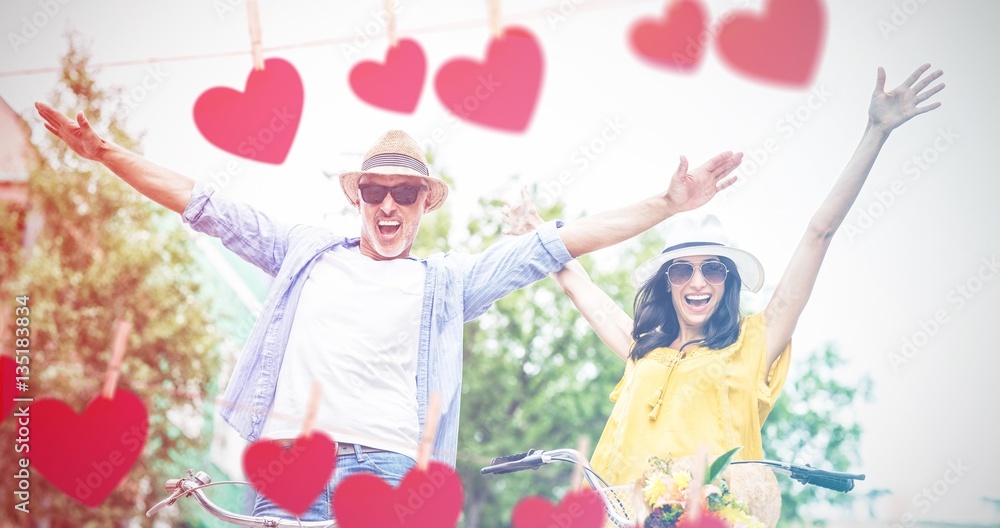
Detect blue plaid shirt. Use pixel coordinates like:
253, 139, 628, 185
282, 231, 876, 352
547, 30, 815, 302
182, 181, 572, 466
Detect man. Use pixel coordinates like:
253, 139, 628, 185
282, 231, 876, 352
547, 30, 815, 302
36, 102, 742, 520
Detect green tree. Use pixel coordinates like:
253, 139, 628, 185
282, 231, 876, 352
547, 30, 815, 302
762, 345, 872, 526
0, 34, 220, 527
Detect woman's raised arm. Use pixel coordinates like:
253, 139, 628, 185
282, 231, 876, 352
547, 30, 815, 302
502, 187, 634, 361
763, 64, 946, 368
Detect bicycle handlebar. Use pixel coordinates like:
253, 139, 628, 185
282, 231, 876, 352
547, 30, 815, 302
793, 472, 855, 492
479, 450, 547, 475
731, 460, 865, 493
151, 451, 863, 527
146, 469, 336, 527
483, 449, 866, 494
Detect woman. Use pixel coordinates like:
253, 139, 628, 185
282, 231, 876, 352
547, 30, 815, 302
502, 64, 944, 494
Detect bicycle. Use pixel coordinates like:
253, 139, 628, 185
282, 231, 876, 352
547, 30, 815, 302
479, 448, 867, 528
145, 469, 338, 527
146, 448, 864, 527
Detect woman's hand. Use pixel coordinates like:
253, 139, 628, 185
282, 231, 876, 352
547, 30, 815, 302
35, 102, 108, 161
868, 64, 945, 135
501, 186, 545, 236
763, 64, 946, 369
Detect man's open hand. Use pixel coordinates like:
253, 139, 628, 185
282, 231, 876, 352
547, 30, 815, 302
35, 102, 106, 161
664, 151, 743, 213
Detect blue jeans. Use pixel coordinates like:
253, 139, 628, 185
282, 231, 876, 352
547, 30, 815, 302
251, 444, 416, 522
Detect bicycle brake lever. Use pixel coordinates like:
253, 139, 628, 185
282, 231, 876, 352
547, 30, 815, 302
146, 487, 183, 517
147, 471, 213, 518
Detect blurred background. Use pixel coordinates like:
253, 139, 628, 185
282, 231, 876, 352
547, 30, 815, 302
1, 0, 997, 526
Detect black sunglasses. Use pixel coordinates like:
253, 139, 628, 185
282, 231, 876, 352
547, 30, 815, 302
358, 183, 426, 206
665, 260, 729, 286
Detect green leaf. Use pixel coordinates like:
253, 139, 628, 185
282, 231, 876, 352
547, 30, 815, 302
706, 446, 742, 485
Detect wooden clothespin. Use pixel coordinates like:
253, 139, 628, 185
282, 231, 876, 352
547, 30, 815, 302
487, 0, 503, 38
302, 382, 321, 438
101, 319, 132, 399
247, 0, 265, 70
384, 0, 398, 47
416, 392, 443, 471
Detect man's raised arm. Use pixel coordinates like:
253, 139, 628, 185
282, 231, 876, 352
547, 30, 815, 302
557, 151, 743, 258
35, 102, 194, 214
457, 150, 743, 322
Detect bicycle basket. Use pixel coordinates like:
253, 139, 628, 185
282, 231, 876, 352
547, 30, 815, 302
599, 484, 640, 527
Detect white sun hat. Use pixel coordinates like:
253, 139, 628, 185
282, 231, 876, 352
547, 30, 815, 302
632, 214, 764, 292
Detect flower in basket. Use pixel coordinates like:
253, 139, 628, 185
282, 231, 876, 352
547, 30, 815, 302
638, 448, 766, 528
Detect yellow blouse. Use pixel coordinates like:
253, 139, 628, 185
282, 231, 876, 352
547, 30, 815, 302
589, 312, 792, 487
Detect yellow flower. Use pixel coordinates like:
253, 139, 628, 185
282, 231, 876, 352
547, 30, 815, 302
643, 475, 673, 507
673, 470, 692, 491
716, 504, 765, 528
720, 505, 748, 521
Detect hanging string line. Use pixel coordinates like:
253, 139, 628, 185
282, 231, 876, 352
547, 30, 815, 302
0, 0, 654, 78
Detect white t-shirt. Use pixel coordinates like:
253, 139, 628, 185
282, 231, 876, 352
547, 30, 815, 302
261, 245, 425, 459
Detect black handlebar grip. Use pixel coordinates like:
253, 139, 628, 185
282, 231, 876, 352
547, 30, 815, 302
794, 474, 855, 493
489, 451, 533, 465
481, 452, 545, 475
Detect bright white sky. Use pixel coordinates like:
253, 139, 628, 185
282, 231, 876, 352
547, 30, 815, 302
1, 0, 998, 524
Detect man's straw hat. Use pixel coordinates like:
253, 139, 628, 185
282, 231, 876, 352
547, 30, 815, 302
338, 130, 449, 212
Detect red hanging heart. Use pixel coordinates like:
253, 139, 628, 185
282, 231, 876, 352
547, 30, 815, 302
715, 0, 826, 87
434, 27, 543, 133
350, 38, 427, 114
2, 355, 17, 423
333, 461, 463, 527
242, 432, 337, 518
193, 57, 304, 164
629, 0, 709, 72
511, 488, 605, 528
28, 389, 148, 507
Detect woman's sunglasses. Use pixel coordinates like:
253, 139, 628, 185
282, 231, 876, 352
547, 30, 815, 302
358, 183, 426, 206
665, 261, 729, 287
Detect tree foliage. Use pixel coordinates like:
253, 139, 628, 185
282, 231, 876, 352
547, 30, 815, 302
0, 34, 221, 527
762, 345, 872, 525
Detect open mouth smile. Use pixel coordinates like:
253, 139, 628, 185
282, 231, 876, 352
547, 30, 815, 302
684, 294, 712, 312
377, 219, 401, 237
